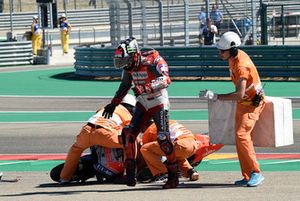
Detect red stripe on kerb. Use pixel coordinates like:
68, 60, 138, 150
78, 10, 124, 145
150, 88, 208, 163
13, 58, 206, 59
0, 153, 299, 160
0, 154, 67, 160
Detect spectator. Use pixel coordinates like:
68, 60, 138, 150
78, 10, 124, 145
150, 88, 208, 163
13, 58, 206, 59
210, 4, 223, 33
58, 14, 71, 54
244, 18, 252, 34
198, 6, 207, 31
199, 18, 218, 45
31, 15, 42, 55
89, 0, 96, 8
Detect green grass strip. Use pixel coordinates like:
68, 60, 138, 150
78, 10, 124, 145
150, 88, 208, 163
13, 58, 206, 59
0, 68, 299, 97
0, 159, 299, 172
196, 159, 300, 172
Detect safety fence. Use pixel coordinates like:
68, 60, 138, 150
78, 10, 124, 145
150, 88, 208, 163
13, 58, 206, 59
2, 1, 300, 47
0, 41, 32, 66
0, 0, 253, 30
74, 45, 300, 78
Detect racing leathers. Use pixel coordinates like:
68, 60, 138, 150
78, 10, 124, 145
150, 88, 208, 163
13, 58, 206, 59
103, 50, 178, 188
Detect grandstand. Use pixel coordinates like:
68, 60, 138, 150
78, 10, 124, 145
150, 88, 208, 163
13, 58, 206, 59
0, 0, 299, 46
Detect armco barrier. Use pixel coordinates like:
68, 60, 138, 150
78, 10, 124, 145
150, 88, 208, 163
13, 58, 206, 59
0, 41, 33, 66
74, 45, 300, 78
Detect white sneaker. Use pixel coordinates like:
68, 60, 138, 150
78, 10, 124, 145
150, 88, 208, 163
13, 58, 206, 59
154, 174, 168, 183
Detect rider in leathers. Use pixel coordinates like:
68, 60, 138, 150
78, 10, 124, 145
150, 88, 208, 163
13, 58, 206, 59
102, 37, 178, 189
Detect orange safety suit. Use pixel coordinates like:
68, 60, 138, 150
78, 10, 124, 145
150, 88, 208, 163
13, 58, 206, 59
229, 49, 265, 181
140, 120, 198, 178
60, 104, 132, 181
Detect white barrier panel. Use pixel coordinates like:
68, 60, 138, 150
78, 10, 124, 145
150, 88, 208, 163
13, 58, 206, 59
208, 96, 294, 147
208, 100, 236, 145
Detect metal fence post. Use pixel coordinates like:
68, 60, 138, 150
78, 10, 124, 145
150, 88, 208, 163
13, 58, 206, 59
260, 1, 268, 45
251, 0, 257, 45
140, 0, 147, 46
49, 3, 53, 29
108, 0, 117, 46
154, 0, 164, 46
183, 0, 189, 46
78, 28, 81, 45
93, 27, 96, 44
63, 0, 68, 17
123, 0, 133, 38
9, 0, 13, 41
115, 1, 121, 42
281, 5, 285, 45
205, 0, 209, 24
49, 34, 53, 56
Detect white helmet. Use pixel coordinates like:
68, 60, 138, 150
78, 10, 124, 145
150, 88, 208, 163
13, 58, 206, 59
33, 15, 38, 19
216, 31, 241, 50
60, 13, 66, 18
121, 94, 136, 107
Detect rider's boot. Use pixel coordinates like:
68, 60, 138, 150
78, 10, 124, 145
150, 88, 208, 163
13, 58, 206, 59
162, 162, 179, 189
125, 159, 137, 186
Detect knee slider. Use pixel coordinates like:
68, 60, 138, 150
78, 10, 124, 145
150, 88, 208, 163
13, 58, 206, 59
157, 131, 173, 155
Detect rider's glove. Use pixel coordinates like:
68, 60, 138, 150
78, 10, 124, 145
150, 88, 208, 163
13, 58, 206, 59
199, 90, 218, 101
102, 103, 116, 119
102, 98, 121, 119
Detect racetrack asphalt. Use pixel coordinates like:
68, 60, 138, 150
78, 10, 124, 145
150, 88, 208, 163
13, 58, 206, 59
0, 61, 299, 200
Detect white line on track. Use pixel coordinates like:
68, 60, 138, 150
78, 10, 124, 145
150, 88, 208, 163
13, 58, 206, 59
0, 161, 31, 166
262, 159, 300, 165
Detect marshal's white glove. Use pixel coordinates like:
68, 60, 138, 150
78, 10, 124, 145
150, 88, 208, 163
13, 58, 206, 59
199, 90, 218, 101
